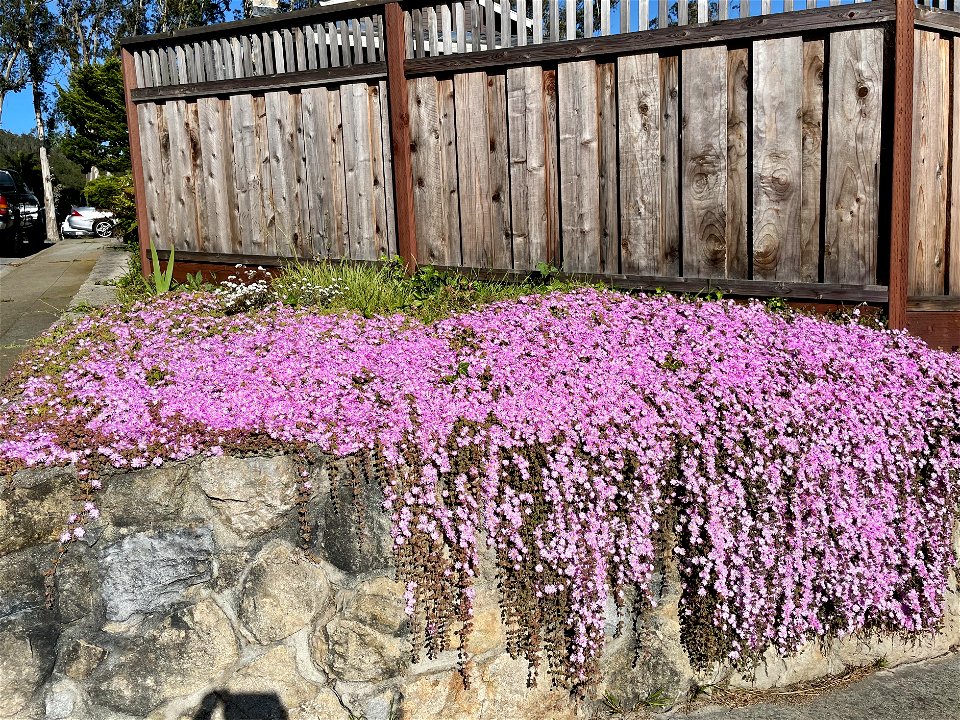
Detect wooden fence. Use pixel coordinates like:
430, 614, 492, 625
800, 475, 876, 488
120, 0, 960, 347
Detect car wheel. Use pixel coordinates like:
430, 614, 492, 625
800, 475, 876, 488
94, 220, 113, 238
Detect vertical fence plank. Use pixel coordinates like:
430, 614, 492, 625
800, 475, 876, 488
252, 94, 277, 255
543, 69, 561, 267
752, 37, 803, 282
456, 2, 466, 52
455, 72, 489, 267
550, 0, 559, 42
300, 86, 347, 258
509, 66, 547, 269
341, 83, 379, 260
387, 2, 418, 267
618, 53, 663, 275
566, 0, 575, 40
558, 61, 602, 272
660, 55, 680, 276
951, 37, 960, 296
197, 96, 239, 254
377, 79, 397, 256
169, 100, 202, 251
533, 0, 543, 44
598, 62, 619, 273
265, 91, 300, 256
229, 94, 260, 256
824, 28, 885, 286
907, 30, 948, 295
681, 46, 727, 278
726, 46, 749, 279
442, 5, 453, 54
488, 73, 513, 268
409, 76, 461, 265
800, 39, 824, 283
136, 103, 168, 254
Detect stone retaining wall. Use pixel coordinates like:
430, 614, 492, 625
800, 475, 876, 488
1, 453, 958, 720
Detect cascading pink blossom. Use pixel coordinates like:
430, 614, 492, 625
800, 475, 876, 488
2, 289, 959, 682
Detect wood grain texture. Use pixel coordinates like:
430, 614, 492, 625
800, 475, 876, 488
137, 102, 169, 251
907, 30, 948, 295
228, 93, 261, 255
197, 96, 240, 254
164, 100, 200, 251
300, 85, 349, 258
659, 55, 680, 277
377, 79, 397, 256
598, 62, 620, 274
558, 61, 602, 273
507, 65, 555, 269
800, 39, 824, 283
824, 28, 885, 286
408, 75, 461, 265
454, 72, 511, 269
951, 37, 960, 296
543, 69, 560, 267
681, 46, 727, 278
617, 52, 663, 275
252, 94, 277, 255
726, 46, 749, 279
752, 37, 803, 282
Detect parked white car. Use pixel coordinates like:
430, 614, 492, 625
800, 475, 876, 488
61, 206, 117, 238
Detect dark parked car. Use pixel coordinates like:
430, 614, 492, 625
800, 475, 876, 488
0, 169, 44, 251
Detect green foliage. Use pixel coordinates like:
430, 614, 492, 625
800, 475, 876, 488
84, 173, 136, 240
57, 57, 129, 173
149, 240, 175, 294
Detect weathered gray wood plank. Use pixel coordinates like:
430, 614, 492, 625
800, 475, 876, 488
752, 37, 803, 282
558, 60, 601, 273
800, 39, 824, 283
659, 55, 680, 276
824, 28, 885, 286
726, 46, 748, 279
681, 46, 727, 278
618, 53, 663, 275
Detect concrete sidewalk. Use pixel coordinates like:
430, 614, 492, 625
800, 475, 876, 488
0, 238, 122, 378
679, 652, 960, 720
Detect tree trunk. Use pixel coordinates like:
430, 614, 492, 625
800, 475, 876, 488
32, 80, 59, 243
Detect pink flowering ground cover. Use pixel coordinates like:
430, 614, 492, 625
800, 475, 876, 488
2, 288, 960, 686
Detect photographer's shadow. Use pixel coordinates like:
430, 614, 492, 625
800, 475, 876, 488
192, 691, 288, 720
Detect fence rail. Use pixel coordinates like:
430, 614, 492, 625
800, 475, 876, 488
120, 0, 960, 344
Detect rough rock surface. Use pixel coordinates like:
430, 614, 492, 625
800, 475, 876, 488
1, 453, 958, 719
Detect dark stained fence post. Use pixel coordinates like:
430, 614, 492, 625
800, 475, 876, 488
385, 2, 418, 272
121, 47, 152, 279
888, 0, 915, 329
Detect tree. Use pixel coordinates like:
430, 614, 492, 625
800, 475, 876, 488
57, 57, 129, 172
0, 2, 29, 128
2, 0, 61, 242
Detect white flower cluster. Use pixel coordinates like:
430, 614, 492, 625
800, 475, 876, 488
213, 265, 347, 314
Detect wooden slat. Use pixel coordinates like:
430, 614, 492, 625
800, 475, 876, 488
456, 2, 466, 53
586, 0, 594, 37
413, 8, 424, 58
681, 46, 727, 278
294, 27, 307, 71
800, 39, 824, 283
618, 53, 664, 275
951, 37, 960, 296
752, 37, 803, 282
508, 66, 552, 269
726, 46, 749, 279
824, 28, 885, 286
306, 25, 319, 70
352, 18, 364, 63
598, 62, 619, 273
196, 96, 239, 254
907, 30, 948, 295
377, 79, 397, 255
300, 85, 349, 258
265, 91, 299, 256
229, 93, 263, 255
566, 0, 575, 40
340, 20, 354, 65
409, 75, 461, 265
327, 22, 341, 66
558, 61, 602, 272
455, 72, 511, 269
533, 0, 543, 44
506, 0, 516, 48
252, 94, 276, 255
543, 69, 560, 266
550, 0, 559, 42
470, 0, 481, 52
482, 0, 493, 49
165, 100, 200, 251
430, 6, 441, 56
341, 82, 390, 260
386, 2, 417, 267
659, 55, 680, 276
441, 5, 453, 55
136, 103, 169, 251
